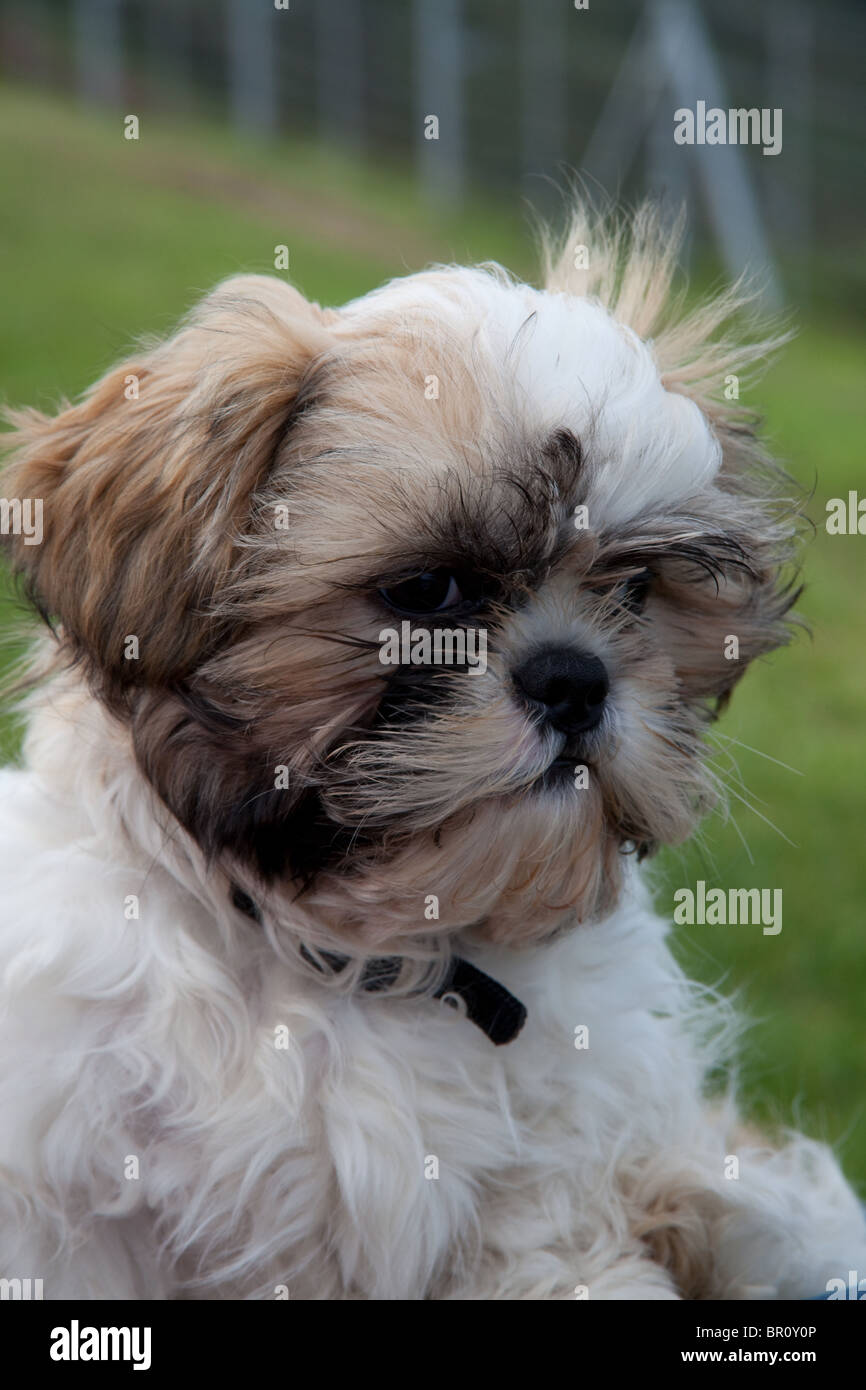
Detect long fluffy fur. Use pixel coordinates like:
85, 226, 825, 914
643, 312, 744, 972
0, 204, 862, 1299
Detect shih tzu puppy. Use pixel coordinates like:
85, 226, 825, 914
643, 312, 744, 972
0, 203, 863, 1300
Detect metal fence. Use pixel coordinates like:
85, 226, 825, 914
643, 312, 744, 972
1, 0, 863, 306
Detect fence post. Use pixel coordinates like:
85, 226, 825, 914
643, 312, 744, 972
315, 0, 364, 152
413, 0, 465, 206
520, 0, 566, 208
227, 0, 277, 136
73, 0, 124, 106
765, 0, 812, 301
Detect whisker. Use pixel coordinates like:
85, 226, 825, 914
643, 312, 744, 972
723, 784, 797, 848
726, 810, 756, 866
708, 730, 804, 777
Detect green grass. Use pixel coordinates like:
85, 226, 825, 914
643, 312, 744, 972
0, 83, 532, 406
1, 82, 864, 1186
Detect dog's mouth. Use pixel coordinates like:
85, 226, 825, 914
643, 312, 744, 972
277, 703, 611, 887
550, 746, 584, 769
535, 751, 591, 791
533, 720, 605, 785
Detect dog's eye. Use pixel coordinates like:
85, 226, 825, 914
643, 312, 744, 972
587, 567, 653, 614
379, 569, 471, 616
620, 568, 653, 613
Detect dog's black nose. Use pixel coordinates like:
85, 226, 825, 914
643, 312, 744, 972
513, 646, 609, 735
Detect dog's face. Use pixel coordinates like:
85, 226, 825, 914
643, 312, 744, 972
3, 211, 797, 946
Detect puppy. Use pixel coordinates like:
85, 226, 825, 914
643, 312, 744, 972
0, 204, 863, 1300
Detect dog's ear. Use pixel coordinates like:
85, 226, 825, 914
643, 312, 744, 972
649, 520, 801, 718
2, 275, 333, 703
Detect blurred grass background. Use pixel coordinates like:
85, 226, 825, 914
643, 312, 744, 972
1, 77, 864, 1187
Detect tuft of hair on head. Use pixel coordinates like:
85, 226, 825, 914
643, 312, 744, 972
541, 198, 795, 487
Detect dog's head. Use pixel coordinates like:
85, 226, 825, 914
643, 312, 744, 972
3, 207, 798, 946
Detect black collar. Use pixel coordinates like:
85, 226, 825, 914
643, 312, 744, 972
230, 884, 527, 1046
